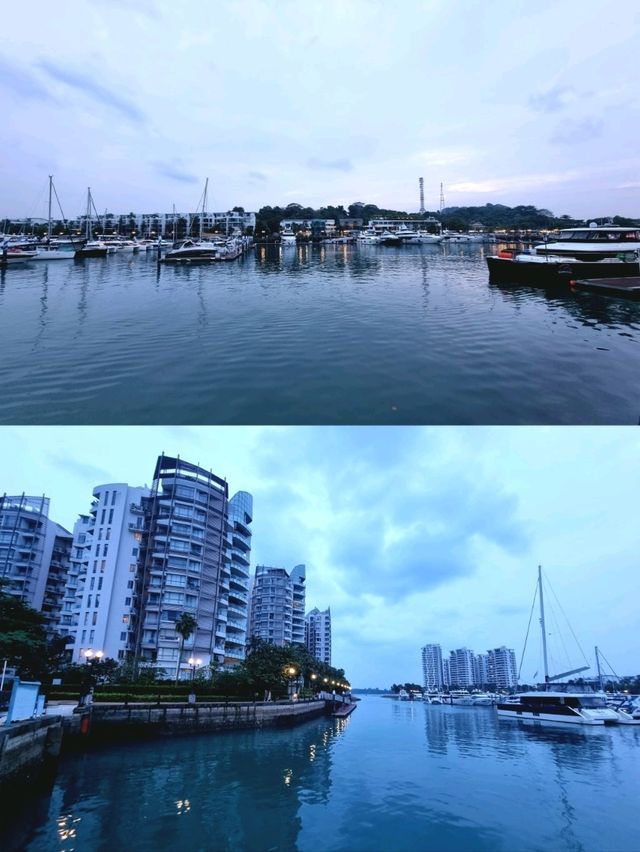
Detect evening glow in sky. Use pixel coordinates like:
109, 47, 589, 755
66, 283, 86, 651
1, 426, 637, 687
1, 0, 639, 220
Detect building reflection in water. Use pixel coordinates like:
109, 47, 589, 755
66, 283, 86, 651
1, 714, 349, 851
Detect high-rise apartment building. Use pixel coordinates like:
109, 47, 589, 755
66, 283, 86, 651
0, 494, 72, 637
70, 484, 150, 662
448, 648, 475, 688
421, 643, 445, 691
249, 564, 306, 646
486, 646, 517, 689
224, 491, 253, 666
305, 607, 331, 665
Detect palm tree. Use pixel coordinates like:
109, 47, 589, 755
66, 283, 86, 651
174, 613, 197, 684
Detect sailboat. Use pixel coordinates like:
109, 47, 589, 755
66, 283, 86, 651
32, 176, 78, 261
496, 567, 621, 726
74, 189, 110, 258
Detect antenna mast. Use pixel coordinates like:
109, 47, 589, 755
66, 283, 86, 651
439, 182, 445, 214
419, 177, 425, 215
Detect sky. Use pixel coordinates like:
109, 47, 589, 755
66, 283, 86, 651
1, 425, 638, 687
1, 0, 639, 221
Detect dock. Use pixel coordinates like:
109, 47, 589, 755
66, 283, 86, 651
571, 276, 640, 299
331, 701, 357, 718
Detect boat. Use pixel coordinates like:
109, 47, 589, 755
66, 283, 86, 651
395, 226, 419, 243
449, 690, 475, 706
470, 692, 495, 706
356, 229, 380, 244
280, 226, 297, 244
0, 245, 37, 264
534, 225, 640, 260
486, 248, 639, 285
161, 179, 224, 263
496, 567, 621, 726
74, 189, 109, 258
31, 177, 78, 261
378, 230, 402, 246
414, 230, 443, 245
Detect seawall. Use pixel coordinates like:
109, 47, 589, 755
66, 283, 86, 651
0, 716, 63, 792
83, 699, 330, 740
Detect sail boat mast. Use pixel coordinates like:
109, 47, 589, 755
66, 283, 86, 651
47, 175, 53, 241
595, 646, 603, 691
200, 178, 209, 241
538, 565, 550, 686
86, 188, 92, 241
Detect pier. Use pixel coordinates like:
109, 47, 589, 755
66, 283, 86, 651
572, 276, 640, 299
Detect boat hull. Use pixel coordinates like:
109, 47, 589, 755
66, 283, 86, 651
75, 248, 109, 258
487, 256, 640, 285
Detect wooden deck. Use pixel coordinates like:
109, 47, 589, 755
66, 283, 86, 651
572, 276, 640, 299
331, 702, 357, 718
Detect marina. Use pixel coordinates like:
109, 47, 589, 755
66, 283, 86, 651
1, 242, 640, 425
2, 694, 639, 852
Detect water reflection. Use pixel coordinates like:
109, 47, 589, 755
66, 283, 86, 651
1, 715, 349, 852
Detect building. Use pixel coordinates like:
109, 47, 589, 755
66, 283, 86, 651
249, 564, 306, 647
136, 455, 237, 679
421, 643, 445, 691
448, 648, 476, 688
305, 607, 331, 665
69, 484, 150, 663
224, 491, 253, 667
486, 646, 518, 689
0, 494, 73, 637
369, 217, 441, 233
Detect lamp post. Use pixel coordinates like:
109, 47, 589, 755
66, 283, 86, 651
188, 657, 202, 681
83, 649, 104, 661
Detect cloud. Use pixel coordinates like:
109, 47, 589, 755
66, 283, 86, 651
551, 117, 603, 145
153, 161, 199, 184
307, 157, 354, 172
49, 454, 112, 484
249, 170, 268, 182
0, 56, 56, 103
412, 148, 471, 167
529, 84, 577, 113
38, 60, 146, 123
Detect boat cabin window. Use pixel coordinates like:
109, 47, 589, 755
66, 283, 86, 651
576, 696, 607, 708
559, 229, 640, 242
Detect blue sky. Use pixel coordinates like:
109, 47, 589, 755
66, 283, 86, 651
1, 426, 637, 687
1, 0, 639, 220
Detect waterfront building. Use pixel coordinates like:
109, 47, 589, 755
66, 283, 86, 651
223, 491, 253, 667
249, 563, 306, 646
0, 494, 73, 637
486, 646, 517, 689
69, 484, 150, 662
136, 456, 234, 679
369, 217, 441, 233
279, 219, 336, 237
305, 607, 331, 665
448, 648, 475, 688
421, 643, 445, 691
442, 657, 451, 688
473, 653, 488, 687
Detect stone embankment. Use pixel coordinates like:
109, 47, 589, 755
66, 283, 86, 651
86, 698, 328, 739
0, 716, 63, 791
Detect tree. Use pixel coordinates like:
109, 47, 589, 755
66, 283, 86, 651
0, 583, 49, 679
174, 613, 198, 683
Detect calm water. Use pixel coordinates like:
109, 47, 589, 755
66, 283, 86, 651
2, 697, 639, 852
1, 244, 639, 424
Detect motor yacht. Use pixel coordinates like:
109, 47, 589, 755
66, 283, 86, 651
280, 227, 297, 244
534, 226, 640, 260
162, 238, 224, 263
414, 231, 443, 244
356, 229, 380, 244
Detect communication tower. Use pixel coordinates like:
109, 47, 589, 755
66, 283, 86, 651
419, 177, 425, 214
439, 182, 445, 214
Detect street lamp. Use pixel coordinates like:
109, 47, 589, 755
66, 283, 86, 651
83, 649, 104, 661
188, 657, 202, 681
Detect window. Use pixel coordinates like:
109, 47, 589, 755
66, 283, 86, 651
95, 596, 100, 608
98, 577, 103, 591
89, 630, 95, 643
84, 612, 89, 626
105, 528, 111, 541
87, 595, 92, 608
95, 543, 100, 555
104, 491, 109, 504
125, 597, 131, 606
97, 528, 102, 541
127, 580, 134, 589
103, 544, 108, 557
92, 612, 97, 625
81, 630, 86, 642
101, 560, 106, 572
129, 563, 136, 572
111, 491, 117, 506
132, 546, 139, 557
166, 573, 186, 587
117, 650, 124, 660
120, 631, 127, 641
90, 577, 95, 590
122, 615, 130, 624
101, 509, 106, 524
108, 509, 114, 524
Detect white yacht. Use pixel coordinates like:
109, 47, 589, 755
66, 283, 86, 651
395, 226, 419, 242
534, 226, 640, 260
414, 231, 443, 245
162, 238, 224, 263
356, 229, 380, 244
496, 567, 622, 726
280, 227, 297, 244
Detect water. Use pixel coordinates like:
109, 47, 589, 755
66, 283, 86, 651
1, 244, 639, 425
3, 697, 639, 852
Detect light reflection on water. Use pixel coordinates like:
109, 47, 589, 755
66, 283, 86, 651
2, 698, 639, 852
1, 246, 639, 424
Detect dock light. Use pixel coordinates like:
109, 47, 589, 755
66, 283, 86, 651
287, 666, 297, 676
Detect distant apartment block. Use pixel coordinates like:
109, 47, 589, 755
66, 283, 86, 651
224, 491, 253, 666
486, 646, 517, 689
305, 607, 331, 665
0, 494, 72, 637
448, 648, 476, 688
421, 643, 445, 691
249, 563, 306, 646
